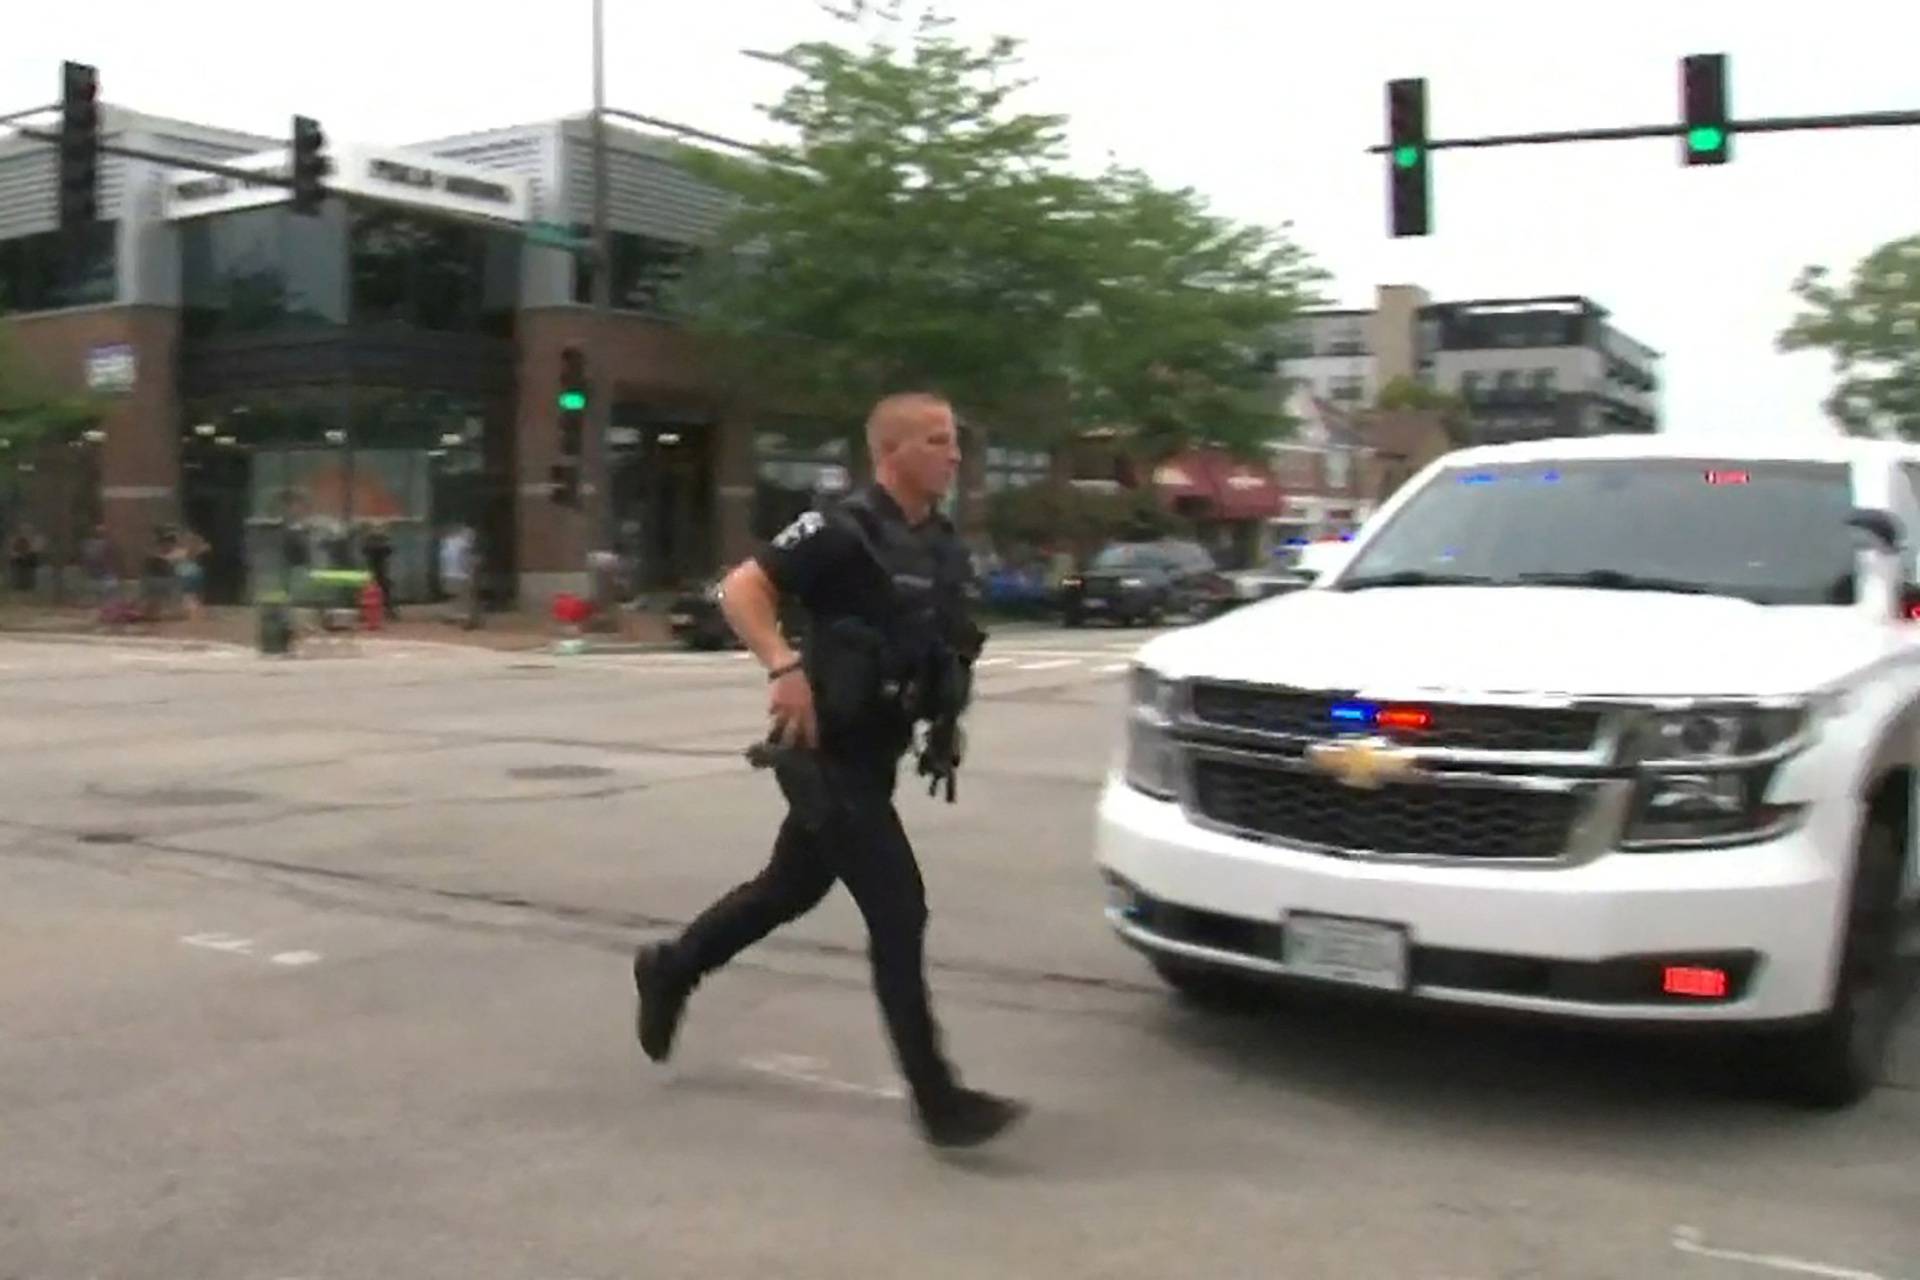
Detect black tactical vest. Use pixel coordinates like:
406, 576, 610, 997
807, 488, 979, 735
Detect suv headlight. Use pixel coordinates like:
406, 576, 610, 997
1123, 666, 1184, 799
1621, 703, 1813, 848
1629, 705, 1808, 766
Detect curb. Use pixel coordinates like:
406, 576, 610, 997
0, 630, 254, 656
549, 639, 683, 655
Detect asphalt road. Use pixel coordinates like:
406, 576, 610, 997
0, 626, 1915, 1280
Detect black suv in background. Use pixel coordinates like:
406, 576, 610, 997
1058, 539, 1229, 627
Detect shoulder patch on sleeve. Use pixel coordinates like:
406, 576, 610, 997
771, 510, 826, 550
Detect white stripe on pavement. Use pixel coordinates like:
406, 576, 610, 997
1015, 659, 1077, 671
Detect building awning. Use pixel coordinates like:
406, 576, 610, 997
1151, 449, 1283, 521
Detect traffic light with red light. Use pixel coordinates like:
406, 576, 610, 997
1387, 78, 1429, 237
58, 61, 99, 232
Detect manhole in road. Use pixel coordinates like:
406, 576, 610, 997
102, 787, 261, 808
508, 764, 615, 782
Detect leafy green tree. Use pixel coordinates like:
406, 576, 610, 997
0, 328, 106, 598
1778, 233, 1920, 438
676, 3, 1325, 462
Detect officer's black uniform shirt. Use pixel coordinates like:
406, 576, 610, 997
754, 485, 938, 629
754, 486, 969, 753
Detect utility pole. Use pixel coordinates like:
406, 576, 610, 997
588, 0, 615, 564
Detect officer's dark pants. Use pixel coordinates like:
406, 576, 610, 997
667, 743, 958, 1108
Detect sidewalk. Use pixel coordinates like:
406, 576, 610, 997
0, 601, 677, 653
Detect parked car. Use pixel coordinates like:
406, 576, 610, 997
1059, 539, 1230, 627
1217, 565, 1314, 611
666, 576, 804, 650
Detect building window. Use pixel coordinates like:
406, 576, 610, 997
1326, 322, 1366, 356
0, 224, 117, 315
986, 446, 1049, 493
1330, 375, 1365, 404
751, 429, 851, 540
1326, 448, 1352, 490
1459, 371, 1482, 402
573, 230, 699, 317
179, 204, 520, 339
350, 206, 520, 336
1530, 369, 1556, 394
180, 206, 346, 338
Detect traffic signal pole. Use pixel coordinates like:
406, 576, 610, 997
1367, 107, 1920, 158
1374, 52, 1920, 237
588, 0, 616, 567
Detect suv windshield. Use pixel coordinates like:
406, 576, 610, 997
1335, 459, 1859, 606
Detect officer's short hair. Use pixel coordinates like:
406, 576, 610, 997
866, 391, 953, 456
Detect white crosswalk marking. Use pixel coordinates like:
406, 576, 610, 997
576, 643, 1134, 686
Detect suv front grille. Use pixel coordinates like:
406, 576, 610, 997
1190, 756, 1580, 861
1187, 683, 1600, 754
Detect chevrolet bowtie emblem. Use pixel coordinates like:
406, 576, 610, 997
1305, 736, 1423, 790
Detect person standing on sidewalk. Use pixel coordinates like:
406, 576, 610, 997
630, 391, 1027, 1150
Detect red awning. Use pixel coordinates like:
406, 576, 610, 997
1150, 449, 1282, 521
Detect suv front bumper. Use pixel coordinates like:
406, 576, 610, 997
1095, 777, 1850, 1023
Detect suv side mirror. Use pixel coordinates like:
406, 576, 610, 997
1848, 507, 1904, 552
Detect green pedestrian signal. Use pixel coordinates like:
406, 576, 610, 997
558, 389, 587, 412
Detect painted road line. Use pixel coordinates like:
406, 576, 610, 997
1015, 659, 1078, 672
740, 1053, 905, 1101
1670, 1225, 1901, 1280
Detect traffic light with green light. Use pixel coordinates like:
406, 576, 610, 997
1387, 78, 1429, 237
553, 346, 586, 505
1682, 53, 1730, 166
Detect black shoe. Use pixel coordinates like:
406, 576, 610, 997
916, 1088, 1030, 1149
633, 943, 690, 1062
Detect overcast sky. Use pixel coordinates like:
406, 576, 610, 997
7, 0, 1917, 440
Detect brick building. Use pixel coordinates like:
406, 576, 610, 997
0, 105, 869, 608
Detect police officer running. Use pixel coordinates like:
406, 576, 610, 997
631, 391, 1028, 1149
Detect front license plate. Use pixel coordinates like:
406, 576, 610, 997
1282, 913, 1409, 991
1083, 598, 1108, 610
668, 613, 693, 626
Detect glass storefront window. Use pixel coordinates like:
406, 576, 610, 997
0, 224, 117, 314
178, 386, 496, 605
